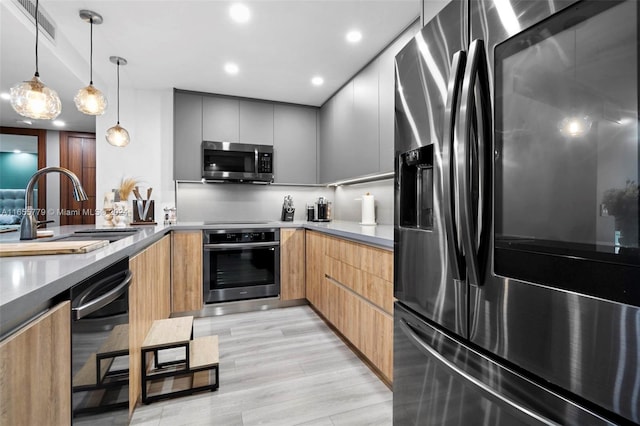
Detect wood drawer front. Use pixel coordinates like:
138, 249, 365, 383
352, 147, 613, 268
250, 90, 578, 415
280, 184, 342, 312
323, 277, 392, 381
325, 235, 393, 282
325, 256, 393, 314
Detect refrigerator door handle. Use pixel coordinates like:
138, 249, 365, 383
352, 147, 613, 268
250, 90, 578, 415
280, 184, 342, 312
399, 319, 561, 426
442, 50, 467, 282
455, 39, 492, 287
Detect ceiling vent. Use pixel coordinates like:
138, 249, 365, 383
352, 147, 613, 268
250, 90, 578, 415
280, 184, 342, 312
12, 0, 56, 42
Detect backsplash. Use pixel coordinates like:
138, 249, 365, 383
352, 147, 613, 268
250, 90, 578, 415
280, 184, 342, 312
176, 182, 333, 222
176, 178, 394, 224
333, 179, 393, 225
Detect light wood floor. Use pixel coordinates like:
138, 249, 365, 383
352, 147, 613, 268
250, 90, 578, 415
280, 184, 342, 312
129, 305, 392, 426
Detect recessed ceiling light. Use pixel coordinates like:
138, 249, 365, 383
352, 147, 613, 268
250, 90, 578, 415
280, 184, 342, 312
311, 76, 324, 86
346, 30, 362, 43
53, 120, 66, 127
0, 92, 10, 100
225, 63, 239, 75
229, 3, 251, 23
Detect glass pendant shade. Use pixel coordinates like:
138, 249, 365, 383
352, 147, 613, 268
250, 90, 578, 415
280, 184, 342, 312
10, 75, 62, 120
106, 56, 129, 147
75, 84, 107, 115
106, 124, 130, 147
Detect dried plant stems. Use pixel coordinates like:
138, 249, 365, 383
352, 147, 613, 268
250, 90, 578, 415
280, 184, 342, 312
119, 177, 138, 201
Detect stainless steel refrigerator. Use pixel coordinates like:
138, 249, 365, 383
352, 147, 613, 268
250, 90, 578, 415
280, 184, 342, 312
393, 0, 639, 424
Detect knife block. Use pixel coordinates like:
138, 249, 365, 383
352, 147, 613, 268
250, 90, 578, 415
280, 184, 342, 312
281, 207, 295, 222
132, 200, 156, 224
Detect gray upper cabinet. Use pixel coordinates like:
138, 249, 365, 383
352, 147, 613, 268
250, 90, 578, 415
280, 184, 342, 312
320, 82, 354, 182
379, 22, 419, 172
273, 104, 317, 184
175, 90, 318, 184
240, 100, 274, 145
318, 21, 419, 181
203, 96, 240, 142
174, 91, 203, 180
353, 61, 380, 176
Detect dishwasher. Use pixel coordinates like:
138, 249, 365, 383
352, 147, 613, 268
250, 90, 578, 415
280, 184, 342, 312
70, 257, 131, 424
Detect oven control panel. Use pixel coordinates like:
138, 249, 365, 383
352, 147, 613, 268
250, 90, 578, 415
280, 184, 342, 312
205, 229, 279, 244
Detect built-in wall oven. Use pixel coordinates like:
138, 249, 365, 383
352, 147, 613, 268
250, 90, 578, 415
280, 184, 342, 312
203, 228, 280, 303
71, 257, 131, 424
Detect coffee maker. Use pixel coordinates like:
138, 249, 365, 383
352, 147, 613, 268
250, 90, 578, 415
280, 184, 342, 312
308, 197, 331, 222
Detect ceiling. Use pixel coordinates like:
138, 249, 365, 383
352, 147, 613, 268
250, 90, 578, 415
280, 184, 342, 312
1, 0, 424, 133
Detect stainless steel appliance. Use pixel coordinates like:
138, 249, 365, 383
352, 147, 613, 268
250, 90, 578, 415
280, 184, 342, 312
203, 228, 280, 303
71, 257, 131, 423
309, 197, 331, 222
394, 1, 639, 424
202, 141, 273, 183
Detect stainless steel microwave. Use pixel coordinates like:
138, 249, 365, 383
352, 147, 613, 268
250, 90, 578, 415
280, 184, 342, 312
202, 141, 273, 183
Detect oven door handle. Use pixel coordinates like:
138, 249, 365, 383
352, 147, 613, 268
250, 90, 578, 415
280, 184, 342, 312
72, 271, 133, 320
203, 242, 279, 250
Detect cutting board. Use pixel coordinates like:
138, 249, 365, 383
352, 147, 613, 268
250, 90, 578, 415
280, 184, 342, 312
0, 240, 109, 257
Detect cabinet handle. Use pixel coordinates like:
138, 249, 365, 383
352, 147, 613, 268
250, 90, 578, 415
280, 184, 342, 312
399, 319, 560, 426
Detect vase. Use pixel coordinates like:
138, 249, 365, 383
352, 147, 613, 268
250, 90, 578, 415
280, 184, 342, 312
112, 201, 131, 227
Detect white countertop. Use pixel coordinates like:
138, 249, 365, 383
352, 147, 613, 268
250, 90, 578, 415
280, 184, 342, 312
0, 221, 393, 337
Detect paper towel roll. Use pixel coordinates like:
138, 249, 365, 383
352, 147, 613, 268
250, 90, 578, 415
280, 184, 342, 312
360, 193, 376, 225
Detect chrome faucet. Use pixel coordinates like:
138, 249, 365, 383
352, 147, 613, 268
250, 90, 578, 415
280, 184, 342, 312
20, 167, 88, 240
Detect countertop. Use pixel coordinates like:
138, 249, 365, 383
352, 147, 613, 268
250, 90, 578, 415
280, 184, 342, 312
0, 221, 393, 338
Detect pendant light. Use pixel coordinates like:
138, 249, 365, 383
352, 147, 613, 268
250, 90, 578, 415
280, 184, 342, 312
10, 0, 61, 120
74, 10, 107, 115
558, 28, 592, 138
105, 56, 130, 147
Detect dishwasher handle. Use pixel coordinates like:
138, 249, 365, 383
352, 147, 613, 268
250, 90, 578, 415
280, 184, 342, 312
72, 270, 132, 320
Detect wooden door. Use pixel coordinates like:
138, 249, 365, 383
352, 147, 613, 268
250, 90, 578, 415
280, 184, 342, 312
60, 132, 96, 225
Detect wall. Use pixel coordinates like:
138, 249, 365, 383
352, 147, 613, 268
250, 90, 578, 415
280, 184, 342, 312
45, 130, 61, 226
95, 88, 175, 225
0, 152, 37, 188
176, 182, 332, 223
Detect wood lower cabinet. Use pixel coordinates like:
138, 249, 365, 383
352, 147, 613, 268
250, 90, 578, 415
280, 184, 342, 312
305, 229, 327, 311
0, 301, 71, 425
129, 235, 171, 414
171, 231, 203, 313
305, 230, 393, 382
280, 228, 306, 300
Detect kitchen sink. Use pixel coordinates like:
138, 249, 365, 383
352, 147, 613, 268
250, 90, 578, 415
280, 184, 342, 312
50, 228, 140, 243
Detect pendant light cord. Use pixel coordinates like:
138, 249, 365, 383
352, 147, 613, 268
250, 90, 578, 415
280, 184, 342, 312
116, 60, 120, 124
34, 0, 40, 77
89, 17, 94, 84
